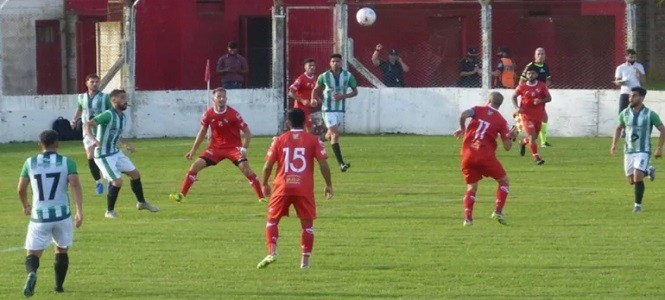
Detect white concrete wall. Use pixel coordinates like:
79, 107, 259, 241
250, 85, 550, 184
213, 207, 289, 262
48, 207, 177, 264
2, 87, 665, 143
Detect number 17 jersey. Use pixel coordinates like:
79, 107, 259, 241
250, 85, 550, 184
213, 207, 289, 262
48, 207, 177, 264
462, 105, 511, 158
266, 130, 328, 198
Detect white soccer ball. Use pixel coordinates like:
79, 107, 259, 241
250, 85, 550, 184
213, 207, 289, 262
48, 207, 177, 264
356, 8, 376, 26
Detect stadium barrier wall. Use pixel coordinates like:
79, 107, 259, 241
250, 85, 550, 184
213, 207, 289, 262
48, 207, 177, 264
2, 88, 665, 143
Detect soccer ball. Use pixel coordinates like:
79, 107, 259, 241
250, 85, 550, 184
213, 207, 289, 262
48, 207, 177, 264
356, 8, 376, 26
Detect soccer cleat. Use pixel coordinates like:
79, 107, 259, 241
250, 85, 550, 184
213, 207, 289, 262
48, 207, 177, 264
463, 219, 473, 227
137, 201, 159, 212
95, 182, 104, 195
536, 158, 545, 165
519, 142, 526, 157
340, 162, 351, 172
54, 286, 64, 293
258, 198, 267, 203
491, 212, 508, 225
633, 204, 642, 213
541, 142, 552, 147
23, 272, 37, 297
104, 210, 117, 219
300, 264, 310, 269
647, 165, 656, 181
257, 255, 277, 269
169, 193, 185, 202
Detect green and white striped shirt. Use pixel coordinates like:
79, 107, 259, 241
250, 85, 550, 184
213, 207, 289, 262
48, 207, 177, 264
93, 109, 126, 158
78, 92, 112, 135
619, 106, 663, 154
20, 152, 77, 223
316, 69, 357, 113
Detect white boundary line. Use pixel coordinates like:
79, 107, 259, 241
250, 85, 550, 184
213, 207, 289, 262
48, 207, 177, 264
1, 246, 24, 253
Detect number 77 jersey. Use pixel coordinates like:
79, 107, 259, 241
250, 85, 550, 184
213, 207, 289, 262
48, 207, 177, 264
461, 105, 511, 157
266, 129, 328, 197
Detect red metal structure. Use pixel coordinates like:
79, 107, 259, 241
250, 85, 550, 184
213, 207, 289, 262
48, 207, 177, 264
64, 0, 626, 90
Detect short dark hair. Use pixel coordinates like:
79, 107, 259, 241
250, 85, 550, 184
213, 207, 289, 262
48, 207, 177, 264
85, 74, 100, 81
109, 89, 126, 99
626, 49, 637, 55
330, 53, 342, 60
631, 86, 647, 97
213, 87, 226, 94
228, 41, 238, 49
287, 108, 306, 129
39, 130, 59, 147
525, 65, 539, 74
304, 58, 315, 65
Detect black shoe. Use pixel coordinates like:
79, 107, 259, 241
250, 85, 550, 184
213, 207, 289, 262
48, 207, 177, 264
536, 158, 545, 165
541, 142, 552, 147
54, 286, 64, 293
340, 163, 351, 172
23, 272, 37, 297
520, 143, 526, 157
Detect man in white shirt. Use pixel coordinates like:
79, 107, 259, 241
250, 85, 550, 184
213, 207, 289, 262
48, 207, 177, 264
614, 49, 646, 114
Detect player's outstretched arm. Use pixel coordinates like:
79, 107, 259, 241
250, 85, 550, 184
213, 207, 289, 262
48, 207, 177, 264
261, 160, 275, 197
655, 124, 665, 158
186, 125, 208, 159
610, 125, 623, 155
317, 158, 333, 200
69, 174, 84, 228
17, 177, 30, 216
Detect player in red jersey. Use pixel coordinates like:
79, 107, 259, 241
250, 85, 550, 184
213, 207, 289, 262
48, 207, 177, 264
257, 108, 333, 269
288, 58, 318, 133
512, 67, 552, 165
453, 92, 518, 226
169, 88, 264, 202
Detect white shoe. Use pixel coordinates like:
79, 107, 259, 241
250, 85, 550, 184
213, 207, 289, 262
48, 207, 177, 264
463, 219, 473, 226
137, 201, 159, 212
105, 210, 117, 219
633, 204, 642, 213
647, 165, 656, 181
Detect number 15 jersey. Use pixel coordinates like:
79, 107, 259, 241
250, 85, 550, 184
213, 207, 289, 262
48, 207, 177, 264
266, 129, 328, 198
461, 105, 511, 158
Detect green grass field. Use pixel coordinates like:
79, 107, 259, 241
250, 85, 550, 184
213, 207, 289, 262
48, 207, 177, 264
1, 135, 664, 299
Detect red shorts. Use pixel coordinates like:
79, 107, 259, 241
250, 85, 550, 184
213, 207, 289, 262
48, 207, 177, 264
461, 155, 506, 184
521, 115, 542, 137
268, 195, 316, 220
200, 147, 244, 165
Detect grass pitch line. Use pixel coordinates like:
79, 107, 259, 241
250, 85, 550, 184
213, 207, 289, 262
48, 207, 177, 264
0, 246, 23, 253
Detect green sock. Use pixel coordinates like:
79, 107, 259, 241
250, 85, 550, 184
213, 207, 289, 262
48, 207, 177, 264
539, 122, 548, 144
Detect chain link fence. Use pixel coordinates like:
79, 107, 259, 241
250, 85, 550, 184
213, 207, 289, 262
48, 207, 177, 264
346, 0, 632, 90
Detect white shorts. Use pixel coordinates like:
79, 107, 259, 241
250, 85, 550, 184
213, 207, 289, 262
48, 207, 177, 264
322, 112, 344, 128
95, 152, 136, 180
82, 135, 95, 150
624, 152, 650, 176
25, 218, 74, 250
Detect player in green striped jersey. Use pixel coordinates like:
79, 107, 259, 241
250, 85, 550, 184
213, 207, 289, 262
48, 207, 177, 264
18, 130, 83, 296
83, 89, 159, 218
311, 53, 358, 172
70, 74, 112, 195
610, 87, 665, 213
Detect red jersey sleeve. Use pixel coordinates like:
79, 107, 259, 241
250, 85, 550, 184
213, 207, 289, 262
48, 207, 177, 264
265, 137, 281, 163
289, 77, 302, 93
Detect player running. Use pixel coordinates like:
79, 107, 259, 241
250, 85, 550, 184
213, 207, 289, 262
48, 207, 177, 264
513, 66, 552, 165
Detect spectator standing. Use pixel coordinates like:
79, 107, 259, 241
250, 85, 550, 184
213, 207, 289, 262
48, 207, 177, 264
371, 44, 409, 87
457, 45, 482, 88
216, 41, 248, 89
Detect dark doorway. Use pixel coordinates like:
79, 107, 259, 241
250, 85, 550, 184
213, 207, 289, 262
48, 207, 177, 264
36, 20, 63, 94
240, 16, 271, 88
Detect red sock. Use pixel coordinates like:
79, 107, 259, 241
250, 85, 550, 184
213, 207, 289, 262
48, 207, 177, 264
180, 170, 197, 196
529, 142, 540, 159
495, 182, 509, 213
265, 219, 279, 255
300, 223, 314, 256
246, 173, 265, 198
463, 191, 476, 221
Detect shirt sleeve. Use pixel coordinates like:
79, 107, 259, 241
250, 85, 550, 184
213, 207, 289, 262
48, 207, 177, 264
67, 158, 78, 175
93, 111, 112, 125
265, 137, 280, 163
496, 61, 504, 72
216, 56, 225, 71
651, 111, 662, 127
316, 74, 325, 88
347, 73, 358, 89
20, 159, 29, 178
104, 93, 112, 109
637, 64, 646, 75
200, 111, 210, 127
618, 112, 626, 126
235, 111, 248, 129
77, 95, 83, 110
289, 77, 301, 92
314, 139, 328, 160
614, 66, 621, 80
